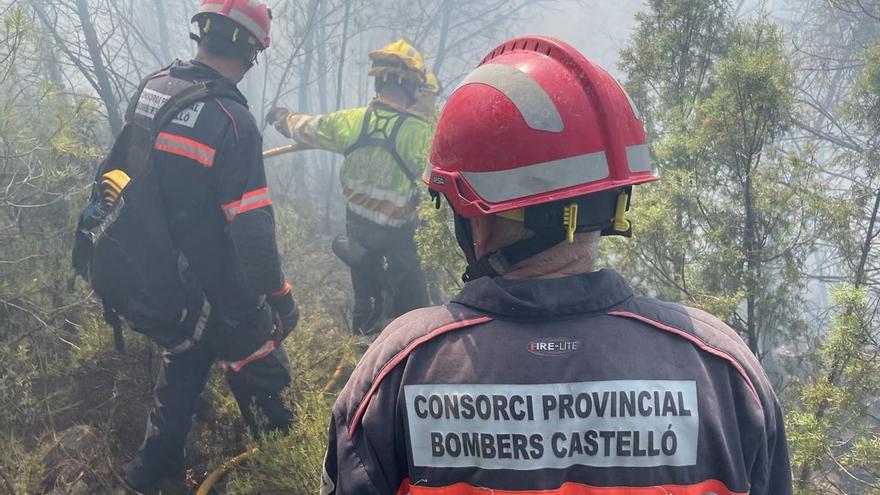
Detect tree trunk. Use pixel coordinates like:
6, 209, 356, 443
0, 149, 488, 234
854, 187, 880, 288
35, 12, 65, 93
315, 3, 335, 234
335, 0, 352, 111
743, 159, 760, 355
431, 0, 453, 77
74, 0, 123, 135
154, 0, 173, 62
293, 22, 315, 208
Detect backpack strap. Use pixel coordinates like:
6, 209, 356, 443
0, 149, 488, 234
385, 114, 415, 183
151, 80, 220, 136
343, 108, 417, 184
94, 67, 171, 183
343, 108, 374, 157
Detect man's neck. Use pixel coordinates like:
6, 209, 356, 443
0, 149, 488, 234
504, 233, 598, 279
194, 54, 244, 83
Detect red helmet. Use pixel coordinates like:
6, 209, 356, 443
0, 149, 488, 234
426, 35, 656, 219
192, 0, 272, 50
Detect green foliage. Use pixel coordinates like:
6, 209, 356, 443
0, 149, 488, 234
698, 20, 793, 160
415, 197, 466, 299
0, 1, 876, 493
619, 0, 729, 140
787, 285, 880, 493
0, 438, 44, 494
847, 43, 880, 138
224, 305, 358, 494
614, 2, 819, 358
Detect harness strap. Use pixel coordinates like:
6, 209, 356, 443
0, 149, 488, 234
343, 108, 417, 184
151, 81, 219, 137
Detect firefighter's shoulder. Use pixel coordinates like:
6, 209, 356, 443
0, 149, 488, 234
201, 95, 257, 138
334, 304, 491, 431
616, 295, 774, 408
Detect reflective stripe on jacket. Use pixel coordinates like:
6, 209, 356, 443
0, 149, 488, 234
322, 269, 792, 495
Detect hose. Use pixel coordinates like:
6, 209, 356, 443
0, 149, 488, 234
195, 448, 257, 495
262, 143, 311, 159
321, 359, 347, 394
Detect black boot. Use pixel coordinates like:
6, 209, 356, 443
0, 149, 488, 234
123, 451, 183, 493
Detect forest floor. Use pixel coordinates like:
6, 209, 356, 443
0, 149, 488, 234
11, 207, 361, 495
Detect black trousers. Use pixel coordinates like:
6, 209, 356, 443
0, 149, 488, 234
137, 313, 292, 472
346, 211, 428, 334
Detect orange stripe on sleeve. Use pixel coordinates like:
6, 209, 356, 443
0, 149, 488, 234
154, 132, 216, 167
220, 187, 272, 221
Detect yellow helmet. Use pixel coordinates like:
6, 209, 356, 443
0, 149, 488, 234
369, 39, 426, 83
420, 71, 440, 95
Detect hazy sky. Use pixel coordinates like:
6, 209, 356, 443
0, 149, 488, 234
529, 0, 645, 76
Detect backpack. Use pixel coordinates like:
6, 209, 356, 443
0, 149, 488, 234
72, 73, 222, 353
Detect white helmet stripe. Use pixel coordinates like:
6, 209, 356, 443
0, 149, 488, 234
457, 63, 563, 133
612, 77, 642, 122
226, 8, 267, 42
460, 150, 609, 203
626, 144, 652, 173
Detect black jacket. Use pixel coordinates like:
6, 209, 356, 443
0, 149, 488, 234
125, 61, 285, 357
128, 60, 284, 315
323, 269, 792, 495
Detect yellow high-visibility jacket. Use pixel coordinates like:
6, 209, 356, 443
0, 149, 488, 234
276, 99, 434, 228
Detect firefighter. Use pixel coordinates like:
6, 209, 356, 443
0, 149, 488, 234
321, 36, 792, 495
266, 40, 434, 339
120, 1, 298, 491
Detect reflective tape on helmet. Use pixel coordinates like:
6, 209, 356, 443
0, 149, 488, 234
626, 143, 652, 173
197, 2, 268, 45
226, 7, 268, 43
456, 63, 563, 133
612, 76, 643, 123
155, 132, 216, 167
460, 150, 610, 203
